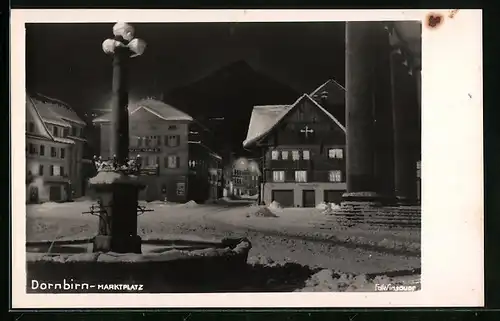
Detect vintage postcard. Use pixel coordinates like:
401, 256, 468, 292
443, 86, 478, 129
11, 9, 483, 308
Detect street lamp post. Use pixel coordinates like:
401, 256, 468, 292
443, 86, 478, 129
87, 22, 147, 254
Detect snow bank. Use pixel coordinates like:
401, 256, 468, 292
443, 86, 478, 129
251, 207, 279, 218
316, 202, 341, 214
268, 201, 282, 210
179, 200, 198, 208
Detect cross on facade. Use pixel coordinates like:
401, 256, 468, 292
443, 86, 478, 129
300, 126, 314, 138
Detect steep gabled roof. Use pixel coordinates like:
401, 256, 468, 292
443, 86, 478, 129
26, 94, 53, 140
30, 93, 86, 126
93, 99, 193, 124
309, 79, 346, 106
243, 94, 345, 148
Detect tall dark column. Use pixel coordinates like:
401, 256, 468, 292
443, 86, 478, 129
372, 24, 395, 201
110, 41, 130, 164
344, 22, 381, 201
390, 50, 419, 203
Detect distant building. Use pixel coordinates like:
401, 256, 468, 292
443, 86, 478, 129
25, 93, 90, 203
227, 158, 260, 197
93, 98, 222, 203
243, 93, 346, 207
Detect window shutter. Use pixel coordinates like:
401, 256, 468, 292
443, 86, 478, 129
176, 156, 180, 168
50, 165, 54, 176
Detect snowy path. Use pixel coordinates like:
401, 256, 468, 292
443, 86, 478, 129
26, 200, 420, 275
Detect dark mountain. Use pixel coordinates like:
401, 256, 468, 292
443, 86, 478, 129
163, 60, 300, 159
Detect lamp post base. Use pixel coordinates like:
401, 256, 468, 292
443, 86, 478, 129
93, 235, 142, 254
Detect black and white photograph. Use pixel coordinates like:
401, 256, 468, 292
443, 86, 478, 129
12, 9, 483, 308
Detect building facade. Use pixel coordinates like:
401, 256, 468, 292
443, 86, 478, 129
227, 158, 260, 197
93, 99, 222, 203
243, 94, 347, 207
25, 93, 88, 203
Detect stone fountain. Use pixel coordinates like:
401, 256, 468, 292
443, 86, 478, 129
25, 22, 251, 293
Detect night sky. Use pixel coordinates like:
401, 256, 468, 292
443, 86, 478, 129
26, 22, 346, 118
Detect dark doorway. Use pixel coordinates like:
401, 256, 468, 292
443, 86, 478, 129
29, 186, 39, 203
271, 190, 294, 207
49, 186, 61, 201
302, 190, 316, 207
324, 190, 343, 204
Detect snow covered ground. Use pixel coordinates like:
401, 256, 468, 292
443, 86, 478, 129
26, 199, 421, 291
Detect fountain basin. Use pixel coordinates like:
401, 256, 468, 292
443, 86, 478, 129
26, 237, 251, 293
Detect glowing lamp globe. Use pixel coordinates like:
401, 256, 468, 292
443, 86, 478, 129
113, 22, 135, 41
102, 39, 119, 54
128, 38, 147, 57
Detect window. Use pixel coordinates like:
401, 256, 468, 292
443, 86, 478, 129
155, 156, 160, 166
272, 170, 285, 182
166, 155, 179, 168
295, 170, 307, 182
157, 135, 162, 146
39, 145, 45, 156
53, 165, 60, 176
271, 150, 279, 160
60, 166, 65, 176
71, 127, 77, 136
303, 150, 310, 160
292, 150, 300, 161
60, 148, 65, 159
51, 147, 57, 157
168, 125, 177, 130
328, 170, 342, 182
52, 126, 58, 137
137, 137, 143, 147
328, 148, 343, 159
50, 165, 54, 176
28, 122, 35, 133
167, 135, 180, 147
28, 143, 36, 154
63, 128, 69, 137
145, 136, 151, 147
281, 151, 289, 160
39, 165, 44, 176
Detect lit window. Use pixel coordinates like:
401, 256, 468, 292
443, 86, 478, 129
271, 150, 279, 160
167, 155, 178, 168
53, 165, 60, 176
281, 151, 289, 160
272, 171, 285, 182
303, 150, 310, 160
328, 148, 343, 159
295, 170, 307, 182
292, 151, 300, 160
328, 170, 342, 182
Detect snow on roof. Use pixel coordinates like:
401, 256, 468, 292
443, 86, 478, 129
26, 95, 53, 140
243, 94, 345, 148
93, 99, 193, 123
243, 104, 291, 148
30, 93, 86, 126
